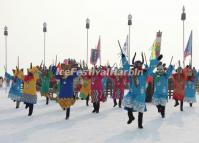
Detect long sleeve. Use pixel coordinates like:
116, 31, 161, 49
166, 65, 174, 78
122, 55, 130, 72
147, 59, 159, 76
5, 72, 14, 80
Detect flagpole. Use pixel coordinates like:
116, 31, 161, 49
191, 31, 192, 67
181, 6, 186, 68
128, 14, 132, 63
4, 26, 8, 72
86, 18, 90, 67
43, 22, 47, 69
17, 56, 19, 68
100, 36, 101, 65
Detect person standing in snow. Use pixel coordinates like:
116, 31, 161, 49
172, 65, 186, 111
152, 62, 174, 118
55, 61, 78, 120
39, 68, 51, 105
184, 66, 199, 107
5, 67, 24, 108
110, 68, 126, 108
90, 66, 106, 113
122, 52, 161, 129
21, 65, 39, 116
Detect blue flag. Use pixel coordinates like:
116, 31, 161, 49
184, 31, 192, 58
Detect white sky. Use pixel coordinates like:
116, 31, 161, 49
0, 0, 199, 75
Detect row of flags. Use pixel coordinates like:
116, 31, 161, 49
90, 30, 192, 67
90, 34, 129, 66
149, 30, 192, 66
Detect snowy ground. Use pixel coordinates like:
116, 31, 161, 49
1, 88, 199, 143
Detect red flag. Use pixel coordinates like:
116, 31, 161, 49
56, 63, 62, 73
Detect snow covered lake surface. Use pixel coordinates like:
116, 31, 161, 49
1, 88, 199, 143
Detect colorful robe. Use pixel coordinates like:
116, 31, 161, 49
111, 75, 125, 99
21, 67, 39, 104
56, 73, 77, 108
39, 71, 51, 97
152, 65, 174, 106
122, 56, 158, 112
172, 73, 186, 101
184, 71, 199, 103
5, 72, 23, 102
90, 70, 105, 103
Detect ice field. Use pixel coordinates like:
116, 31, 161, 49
0, 88, 199, 143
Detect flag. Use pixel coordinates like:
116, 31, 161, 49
150, 31, 162, 60
184, 31, 192, 59
90, 49, 98, 65
122, 35, 128, 56
90, 36, 101, 65
150, 40, 156, 59
97, 37, 101, 59
56, 62, 62, 73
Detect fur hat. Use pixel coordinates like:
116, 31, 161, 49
131, 52, 144, 68
13, 67, 24, 79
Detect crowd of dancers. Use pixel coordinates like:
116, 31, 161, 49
0, 52, 199, 129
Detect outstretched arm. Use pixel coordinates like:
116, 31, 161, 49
5, 72, 14, 80
121, 54, 130, 72
147, 55, 163, 76
147, 59, 158, 76
166, 65, 174, 78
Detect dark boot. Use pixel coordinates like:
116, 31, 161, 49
28, 104, 34, 116
119, 99, 122, 108
180, 101, 183, 111
16, 101, 20, 109
46, 97, 49, 105
156, 105, 161, 113
96, 102, 100, 113
190, 103, 193, 107
25, 103, 28, 109
113, 99, 117, 107
86, 96, 89, 106
65, 108, 70, 120
160, 106, 165, 118
174, 100, 179, 107
127, 110, 135, 124
138, 112, 143, 129
92, 103, 97, 113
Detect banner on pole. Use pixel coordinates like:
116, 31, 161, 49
184, 31, 192, 58
150, 31, 162, 60
90, 49, 99, 65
